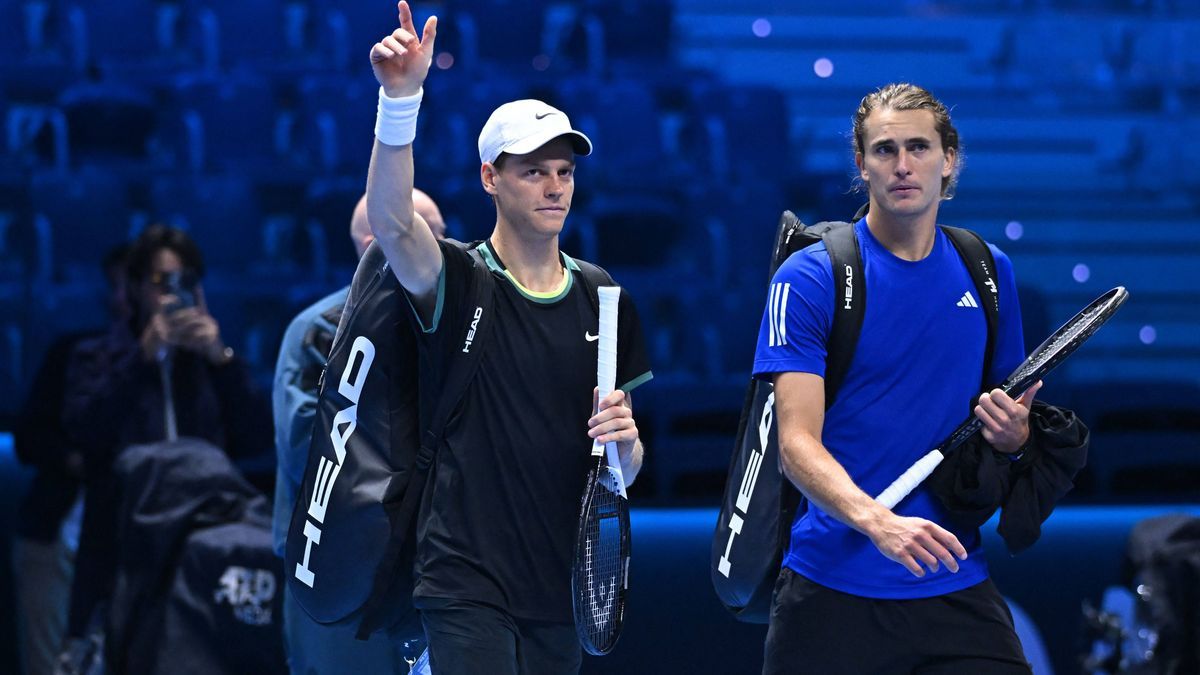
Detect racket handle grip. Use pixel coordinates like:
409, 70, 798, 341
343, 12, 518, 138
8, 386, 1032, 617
597, 287, 620, 398
875, 450, 944, 509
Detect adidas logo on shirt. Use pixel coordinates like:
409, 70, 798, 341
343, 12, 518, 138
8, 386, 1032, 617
956, 291, 979, 308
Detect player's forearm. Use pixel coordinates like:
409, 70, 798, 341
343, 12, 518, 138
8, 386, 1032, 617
365, 139, 441, 298
779, 432, 892, 537
619, 439, 643, 487
366, 140, 420, 244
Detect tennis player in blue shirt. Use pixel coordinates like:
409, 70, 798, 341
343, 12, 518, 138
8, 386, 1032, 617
754, 83, 1040, 674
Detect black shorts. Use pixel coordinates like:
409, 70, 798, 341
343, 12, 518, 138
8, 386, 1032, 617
420, 597, 581, 675
763, 569, 1031, 675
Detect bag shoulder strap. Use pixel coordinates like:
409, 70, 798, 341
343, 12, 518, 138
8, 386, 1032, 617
425, 245, 498, 442
940, 225, 1000, 390
571, 257, 616, 314
818, 222, 864, 409
356, 245, 498, 638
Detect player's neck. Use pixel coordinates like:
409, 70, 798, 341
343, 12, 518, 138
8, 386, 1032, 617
865, 206, 939, 262
489, 225, 564, 293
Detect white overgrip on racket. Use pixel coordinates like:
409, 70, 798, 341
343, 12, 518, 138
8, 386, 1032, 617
875, 450, 944, 509
594, 286, 626, 497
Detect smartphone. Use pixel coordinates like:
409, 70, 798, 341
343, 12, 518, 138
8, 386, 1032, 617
161, 270, 197, 314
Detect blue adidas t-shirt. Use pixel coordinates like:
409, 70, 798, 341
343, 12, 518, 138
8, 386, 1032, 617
752, 218, 1025, 599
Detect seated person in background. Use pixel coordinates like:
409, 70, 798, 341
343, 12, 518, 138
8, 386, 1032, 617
271, 189, 444, 674
61, 223, 272, 642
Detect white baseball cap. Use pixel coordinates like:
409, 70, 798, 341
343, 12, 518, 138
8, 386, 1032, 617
477, 99, 593, 165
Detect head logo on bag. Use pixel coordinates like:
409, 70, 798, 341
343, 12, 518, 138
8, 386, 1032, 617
843, 264, 855, 310
716, 391, 774, 578
462, 306, 484, 353
294, 336, 376, 589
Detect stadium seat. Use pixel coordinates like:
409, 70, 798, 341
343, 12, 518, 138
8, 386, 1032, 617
161, 73, 284, 173
29, 167, 139, 280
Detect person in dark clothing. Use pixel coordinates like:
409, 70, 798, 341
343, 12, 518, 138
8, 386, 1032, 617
365, 4, 652, 672
11, 244, 129, 675
60, 224, 272, 645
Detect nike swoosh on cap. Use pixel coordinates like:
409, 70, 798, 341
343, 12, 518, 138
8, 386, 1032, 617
535, 112, 556, 120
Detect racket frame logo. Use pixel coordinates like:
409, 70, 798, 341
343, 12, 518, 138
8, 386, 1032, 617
585, 538, 617, 629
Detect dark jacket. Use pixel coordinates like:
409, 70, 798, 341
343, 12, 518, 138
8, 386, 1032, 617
62, 329, 272, 636
62, 329, 270, 468
929, 400, 1090, 554
13, 331, 95, 542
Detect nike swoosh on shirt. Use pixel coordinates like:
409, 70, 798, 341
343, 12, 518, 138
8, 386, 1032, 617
585, 332, 599, 342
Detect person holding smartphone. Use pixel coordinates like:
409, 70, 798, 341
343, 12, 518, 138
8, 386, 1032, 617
60, 223, 272, 652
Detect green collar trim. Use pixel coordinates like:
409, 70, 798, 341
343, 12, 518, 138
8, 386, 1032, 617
478, 241, 575, 304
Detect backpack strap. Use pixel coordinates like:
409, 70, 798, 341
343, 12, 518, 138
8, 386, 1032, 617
356, 246, 498, 638
822, 222, 1001, 399
571, 257, 616, 314
819, 223, 864, 409
940, 226, 1000, 391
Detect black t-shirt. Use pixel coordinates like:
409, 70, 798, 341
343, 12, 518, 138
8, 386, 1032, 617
411, 240, 652, 622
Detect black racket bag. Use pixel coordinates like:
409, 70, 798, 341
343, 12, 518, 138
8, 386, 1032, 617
284, 241, 423, 637
709, 212, 849, 623
284, 240, 497, 641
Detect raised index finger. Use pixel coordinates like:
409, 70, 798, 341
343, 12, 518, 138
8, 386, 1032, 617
398, 0, 416, 35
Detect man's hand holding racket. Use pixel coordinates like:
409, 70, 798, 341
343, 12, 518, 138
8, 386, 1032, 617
875, 287, 1127, 510
976, 381, 1042, 455
588, 389, 641, 484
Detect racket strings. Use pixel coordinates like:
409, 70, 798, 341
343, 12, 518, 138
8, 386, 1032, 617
578, 469, 626, 646
1011, 300, 1116, 383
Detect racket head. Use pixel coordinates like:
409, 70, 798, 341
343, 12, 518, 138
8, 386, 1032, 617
571, 461, 631, 656
1001, 286, 1128, 397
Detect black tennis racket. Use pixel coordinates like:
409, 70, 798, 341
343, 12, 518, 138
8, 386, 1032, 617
572, 286, 630, 656
876, 286, 1128, 508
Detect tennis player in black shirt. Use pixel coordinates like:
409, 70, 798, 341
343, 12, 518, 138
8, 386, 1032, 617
364, 4, 653, 673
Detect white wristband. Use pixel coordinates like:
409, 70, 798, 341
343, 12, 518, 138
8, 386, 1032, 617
375, 87, 422, 147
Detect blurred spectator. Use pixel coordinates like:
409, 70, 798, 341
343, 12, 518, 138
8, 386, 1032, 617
60, 224, 272, 647
271, 190, 443, 674
11, 244, 128, 675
